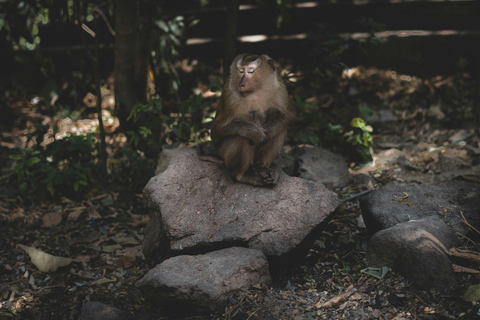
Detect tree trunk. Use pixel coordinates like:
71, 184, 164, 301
223, 0, 239, 81
114, 0, 149, 133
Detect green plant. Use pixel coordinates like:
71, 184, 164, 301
345, 117, 373, 162
152, 15, 189, 95
127, 94, 210, 151
8, 133, 97, 201
292, 95, 374, 164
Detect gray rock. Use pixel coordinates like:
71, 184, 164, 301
374, 148, 406, 167
294, 146, 352, 190
143, 146, 340, 267
137, 247, 271, 315
366, 216, 458, 289
360, 180, 480, 235
79, 301, 134, 320
364, 109, 397, 124
155, 148, 184, 175
352, 173, 375, 190
275, 150, 295, 176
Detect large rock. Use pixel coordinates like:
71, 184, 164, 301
366, 217, 459, 290
137, 247, 271, 315
293, 146, 352, 190
143, 146, 340, 267
360, 180, 480, 235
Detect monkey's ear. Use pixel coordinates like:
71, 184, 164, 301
267, 59, 276, 71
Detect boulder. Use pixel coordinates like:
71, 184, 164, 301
79, 301, 134, 320
137, 247, 271, 315
143, 146, 340, 267
293, 145, 352, 190
366, 216, 459, 290
360, 180, 480, 235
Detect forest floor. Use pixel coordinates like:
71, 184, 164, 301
1, 63, 480, 320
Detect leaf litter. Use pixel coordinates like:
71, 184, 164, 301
1, 66, 480, 319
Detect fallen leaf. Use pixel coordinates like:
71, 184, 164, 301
67, 208, 85, 221
462, 284, 480, 302
89, 278, 115, 286
19, 244, 73, 273
113, 235, 140, 245
316, 285, 356, 308
360, 266, 389, 280
93, 244, 122, 253
28, 274, 37, 290
114, 256, 135, 268
41, 211, 63, 227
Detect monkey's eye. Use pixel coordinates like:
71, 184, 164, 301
247, 68, 255, 74
238, 68, 245, 73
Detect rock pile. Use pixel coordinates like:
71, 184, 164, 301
139, 146, 341, 315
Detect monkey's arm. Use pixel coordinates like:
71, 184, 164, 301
217, 120, 266, 143
263, 109, 291, 139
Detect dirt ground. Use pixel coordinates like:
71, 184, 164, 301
1, 66, 480, 319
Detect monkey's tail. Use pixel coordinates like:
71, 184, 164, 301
196, 141, 224, 164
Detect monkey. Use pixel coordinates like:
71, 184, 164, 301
200, 54, 296, 187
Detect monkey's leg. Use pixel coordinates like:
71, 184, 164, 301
218, 137, 267, 186
253, 129, 287, 185
255, 129, 287, 167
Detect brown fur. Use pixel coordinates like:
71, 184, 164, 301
210, 54, 296, 187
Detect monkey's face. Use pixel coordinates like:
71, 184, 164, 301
236, 62, 258, 94
229, 54, 276, 97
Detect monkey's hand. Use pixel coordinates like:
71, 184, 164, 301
246, 125, 267, 144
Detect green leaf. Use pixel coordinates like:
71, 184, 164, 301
139, 126, 152, 138
19, 182, 28, 194
47, 181, 55, 196
26, 157, 41, 167
360, 266, 389, 280
463, 284, 480, 302
328, 123, 344, 132
9, 154, 23, 160
351, 117, 366, 129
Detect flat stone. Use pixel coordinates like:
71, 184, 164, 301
137, 247, 271, 315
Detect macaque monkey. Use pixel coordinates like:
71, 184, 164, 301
203, 54, 296, 187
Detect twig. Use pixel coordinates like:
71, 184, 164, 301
449, 247, 480, 264
455, 232, 477, 247
460, 210, 480, 235
94, 6, 116, 36
452, 264, 479, 274
246, 308, 260, 320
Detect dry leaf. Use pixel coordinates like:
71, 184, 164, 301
114, 256, 135, 268
67, 208, 84, 221
41, 211, 63, 227
89, 278, 115, 286
93, 244, 122, 253
113, 235, 140, 245
316, 285, 356, 308
19, 244, 73, 273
